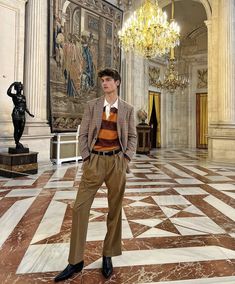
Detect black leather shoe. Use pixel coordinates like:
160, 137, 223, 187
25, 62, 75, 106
102, 256, 113, 278
54, 261, 84, 282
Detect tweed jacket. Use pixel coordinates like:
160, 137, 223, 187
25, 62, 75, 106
79, 95, 137, 161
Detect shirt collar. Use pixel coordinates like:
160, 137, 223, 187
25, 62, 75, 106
104, 98, 118, 109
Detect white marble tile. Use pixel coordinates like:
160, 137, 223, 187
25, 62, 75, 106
86, 246, 235, 269
182, 166, 208, 176
153, 195, 191, 206
31, 200, 67, 244
145, 174, 171, 179
229, 233, 235, 238
5, 189, 42, 197
164, 164, 192, 177
86, 220, 132, 241
174, 225, 208, 236
183, 205, 205, 216
125, 188, 169, 193
129, 201, 155, 207
89, 210, 104, 221
3, 179, 35, 187
16, 243, 69, 273
170, 217, 225, 235
174, 187, 208, 195
130, 218, 164, 227
125, 196, 150, 201
208, 183, 235, 191
91, 198, 108, 208
127, 181, 175, 186
176, 178, 204, 185
137, 227, 179, 238
53, 191, 77, 200
131, 169, 153, 173
159, 206, 180, 218
204, 195, 235, 221
44, 181, 74, 189
140, 276, 235, 284
0, 197, 36, 247
49, 168, 69, 181
206, 176, 233, 181
219, 171, 235, 176
135, 164, 154, 168
221, 191, 235, 199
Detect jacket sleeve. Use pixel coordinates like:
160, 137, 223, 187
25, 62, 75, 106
125, 106, 137, 160
78, 103, 91, 160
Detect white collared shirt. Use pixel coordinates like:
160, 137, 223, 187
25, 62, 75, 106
104, 98, 118, 120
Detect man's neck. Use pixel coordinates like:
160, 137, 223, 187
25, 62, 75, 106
104, 92, 118, 104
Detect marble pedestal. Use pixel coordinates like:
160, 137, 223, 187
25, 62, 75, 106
0, 151, 38, 178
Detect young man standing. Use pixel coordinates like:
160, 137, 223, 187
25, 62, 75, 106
54, 68, 137, 282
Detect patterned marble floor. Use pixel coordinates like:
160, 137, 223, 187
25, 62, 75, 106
0, 149, 235, 284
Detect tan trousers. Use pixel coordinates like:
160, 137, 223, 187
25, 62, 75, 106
68, 152, 127, 265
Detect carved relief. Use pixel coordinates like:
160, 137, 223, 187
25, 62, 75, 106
149, 66, 160, 87
197, 69, 208, 89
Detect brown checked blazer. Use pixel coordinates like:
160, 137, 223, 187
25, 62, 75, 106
79, 96, 137, 161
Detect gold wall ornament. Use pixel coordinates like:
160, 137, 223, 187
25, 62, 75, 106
197, 69, 208, 89
118, 0, 180, 58
149, 66, 160, 86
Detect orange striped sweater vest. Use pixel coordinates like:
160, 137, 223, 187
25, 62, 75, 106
93, 107, 120, 151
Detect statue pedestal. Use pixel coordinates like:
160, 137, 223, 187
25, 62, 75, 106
0, 151, 38, 178
8, 147, 29, 154
136, 123, 151, 155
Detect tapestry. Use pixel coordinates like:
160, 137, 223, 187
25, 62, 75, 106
49, 0, 122, 132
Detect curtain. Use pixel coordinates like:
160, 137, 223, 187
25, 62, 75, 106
154, 95, 161, 147
199, 94, 208, 146
148, 93, 154, 122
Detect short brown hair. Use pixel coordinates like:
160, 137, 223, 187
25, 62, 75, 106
98, 68, 121, 83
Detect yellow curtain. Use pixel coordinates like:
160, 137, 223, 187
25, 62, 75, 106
148, 93, 154, 122
199, 94, 208, 146
154, 95, 161, 147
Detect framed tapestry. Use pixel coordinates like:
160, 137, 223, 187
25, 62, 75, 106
49, 0, 123, 132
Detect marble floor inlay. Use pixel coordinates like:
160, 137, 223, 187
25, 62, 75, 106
1, 149, 235, 283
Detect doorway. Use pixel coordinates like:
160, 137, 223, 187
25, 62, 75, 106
196, 93, 208, 149
148, 91, 161, 148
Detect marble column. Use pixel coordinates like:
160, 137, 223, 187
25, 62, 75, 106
0, 0, 27, 146
23, 0, 52, 161
208, 0, 235, 163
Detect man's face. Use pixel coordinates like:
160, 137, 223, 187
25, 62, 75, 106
100, 76, 119, 94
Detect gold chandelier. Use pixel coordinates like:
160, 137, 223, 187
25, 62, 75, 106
118, 0, 180, 58
156, 0, 189, 93
156, 54, 189, 93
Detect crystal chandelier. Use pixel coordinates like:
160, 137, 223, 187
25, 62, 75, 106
156, 0, 189, 93
118, 0, 180, 58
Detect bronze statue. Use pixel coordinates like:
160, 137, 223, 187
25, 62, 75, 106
7, 82, 34, 149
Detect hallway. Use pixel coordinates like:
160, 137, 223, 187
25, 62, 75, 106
0, 149, 235, 283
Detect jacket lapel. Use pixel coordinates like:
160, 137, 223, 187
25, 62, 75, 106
95, 96, 104, 130
117, 98, 126, 137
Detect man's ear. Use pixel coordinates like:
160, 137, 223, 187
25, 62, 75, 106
116, 80, 120, 87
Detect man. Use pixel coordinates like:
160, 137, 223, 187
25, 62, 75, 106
54, 68, 137, 282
